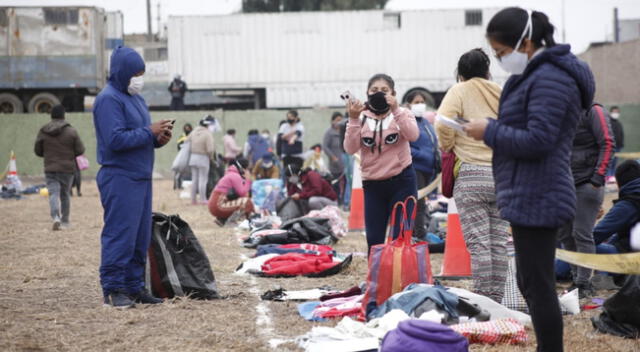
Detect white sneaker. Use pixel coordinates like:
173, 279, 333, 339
52, 217, 61, 231
61, 222, 71, 230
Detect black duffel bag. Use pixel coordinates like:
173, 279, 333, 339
146, 213, 220, 300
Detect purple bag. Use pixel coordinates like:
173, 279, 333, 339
381, 320, 469, 352
441, 150, 456, 198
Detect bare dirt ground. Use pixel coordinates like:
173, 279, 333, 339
1, 179, 639, 351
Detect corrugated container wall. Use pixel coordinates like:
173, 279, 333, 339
168, 9, 510, 108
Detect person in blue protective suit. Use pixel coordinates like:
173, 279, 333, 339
93, 46, 174, 308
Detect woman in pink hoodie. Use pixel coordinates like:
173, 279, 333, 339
208, 158, 254, 225
344, 74, 419, 254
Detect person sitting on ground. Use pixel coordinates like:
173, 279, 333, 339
285, 164, 337, 210
302, 144, 330, 176
252, 153, 280, 180
593, 159, 640, 254
208, 158, 254, 226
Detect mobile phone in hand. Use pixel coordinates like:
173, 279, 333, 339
340, 90, 353, 103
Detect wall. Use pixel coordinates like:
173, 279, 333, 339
0, 108, 341, 177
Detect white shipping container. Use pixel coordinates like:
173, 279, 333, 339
168, 9, 509, 108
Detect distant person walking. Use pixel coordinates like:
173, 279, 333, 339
223, 129, 242, 163
34, 104, 85, 230
94, 46, 173, 308
436, 48, 510, 303
323, 112, 346, 204
558, 103, 614, 298
188, 116, 216, 204
168, 74, 187, 110
344, 73, 419, 254
464, 9, 595, 351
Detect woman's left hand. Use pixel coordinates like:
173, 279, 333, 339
386, 94, 399, 112
463, 118, 489, 141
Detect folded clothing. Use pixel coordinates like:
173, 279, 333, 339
255, 243, 335, 257
380, 319, 469, 352
250, 253, 352, 278
449, 318, 528, 345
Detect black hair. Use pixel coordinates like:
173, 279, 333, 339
233, 157, 249, 170
248, 129, 259, 136
486, 7, 556, 49
406, 91, 428, 104
227, 129, 236, 135
183, 123, 193, 133
331, 111, 343, 122
615, 159, 640, 188
310, 143, 321, 150
457, 48, 491, 81
610, 106, 620, 112
51, 105, 65, 119
287, 110, 299, 119
367, 73, 395, 92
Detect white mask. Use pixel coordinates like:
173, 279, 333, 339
261, 133, 269, 139
128, 75, 144, 95
288, 175, 299, 184
410, 103, 427, 118
610, 112, 620, 119
497, 10, 532, 75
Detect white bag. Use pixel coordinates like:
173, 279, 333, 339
171, 141, 191, 173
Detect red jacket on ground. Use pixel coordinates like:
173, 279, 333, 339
261, 253, 339, 276
287, 170, 337, 201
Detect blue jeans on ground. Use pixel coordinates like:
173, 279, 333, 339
97, 168, 153, 297
45, 172, 74, 223
362, 166, 417, 255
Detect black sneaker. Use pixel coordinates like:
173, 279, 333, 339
103, 290, 135, 309
130, 290, 163, 304
568, 282, 595, 299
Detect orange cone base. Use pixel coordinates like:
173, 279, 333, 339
348, 188, 365, 231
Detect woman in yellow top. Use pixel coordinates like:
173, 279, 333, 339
435, 48, 510, 303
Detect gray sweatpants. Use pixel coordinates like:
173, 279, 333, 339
190, 165, 210, 203
558, 183, 604, 285
308, 196, 337, 210
45, 172, 74, 223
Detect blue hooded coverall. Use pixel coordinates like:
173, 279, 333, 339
93, 46, 162, 297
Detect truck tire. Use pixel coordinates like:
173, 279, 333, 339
28, 93, 61, 114
0, 93, 24, 114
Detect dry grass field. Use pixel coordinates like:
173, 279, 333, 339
1, 179, 638, 351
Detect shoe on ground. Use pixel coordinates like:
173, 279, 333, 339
591, 274, 621, 291
215, 217, 226, 227
103, 290, 135, 309
568, 282, 595, 299
52, 217, 61, 231
60, 222, 71, 230
130, 290, 163, 304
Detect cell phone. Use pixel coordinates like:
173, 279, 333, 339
340, 90, 353, 103
454, 117, 470, 124
170, 119, 176, 125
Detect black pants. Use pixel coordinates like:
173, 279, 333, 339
512, 225, 563, 352
414, 170, 433, 239
170, 97, 185, 110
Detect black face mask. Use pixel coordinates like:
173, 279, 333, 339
367, 91, 390, 115
288, 119, 296, 124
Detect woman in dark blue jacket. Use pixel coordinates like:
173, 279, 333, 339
407, 91, 439, 240
465, 8, 595, 352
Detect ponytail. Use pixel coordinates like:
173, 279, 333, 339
531, 11, 556, 47
487, 7, 557, 49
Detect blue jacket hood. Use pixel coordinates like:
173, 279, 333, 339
108, 46, 145, 93
525, 45, 595, 109
620, 178, 640, 196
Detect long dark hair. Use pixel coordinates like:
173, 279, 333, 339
486, 7, 556, 49
367, 73, 395, 92
457, 48, 490, 81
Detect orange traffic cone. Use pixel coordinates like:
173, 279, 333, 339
8, 150, 17, 176
437, 198, 472, 279
348, 156, 365, 232
3, 150, 23, 191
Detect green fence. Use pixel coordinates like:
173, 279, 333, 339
1, 104, 638, 178
0, 108, 342, 177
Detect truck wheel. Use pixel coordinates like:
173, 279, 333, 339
28, 93, 61, 114
0, 93, 24, 114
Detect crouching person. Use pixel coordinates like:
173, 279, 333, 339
209, 158, 254, 226
285, 164, 337, 210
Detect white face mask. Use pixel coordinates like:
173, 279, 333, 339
497, 10, 532, 75
261, 133, 269, 139
288, 175, 299, 184
128, 75, 144, 95
610, 112, 620, 119
410, 103, 427, 118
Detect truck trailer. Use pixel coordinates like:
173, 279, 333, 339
168, 8, 510, 109
0, 7, 123, 113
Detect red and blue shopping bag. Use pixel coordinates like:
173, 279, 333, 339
361, 196, 434, 319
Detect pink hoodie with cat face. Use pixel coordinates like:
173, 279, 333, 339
344, 107, 419, 181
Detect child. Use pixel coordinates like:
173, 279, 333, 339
344, 73, 419, 254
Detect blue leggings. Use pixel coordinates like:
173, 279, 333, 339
362, 166, 417, 254
97, 168, 152, 297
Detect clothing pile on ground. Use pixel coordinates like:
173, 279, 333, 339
242, 214, 340, 248
235, 243, 352, 278
1, 182, 45, 199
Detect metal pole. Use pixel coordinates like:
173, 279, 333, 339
561, 0, 566, 43
613, 7, 619, 43
147, 0, 153, 41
